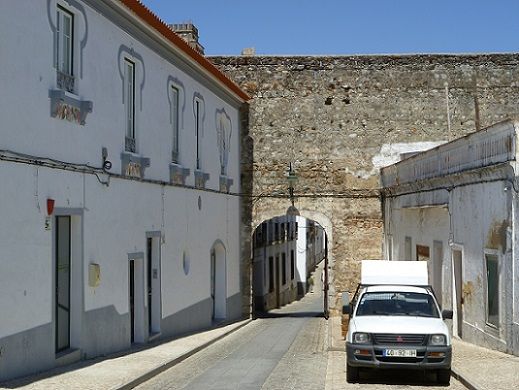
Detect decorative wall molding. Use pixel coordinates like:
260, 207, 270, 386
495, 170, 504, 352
219, 175, 234, 193
215, 108, 232, 176
121, 152, 150, 179
49, 89, 93, 125
169, 163, 190, 185
118, 45, 145, 110
194, 170, 210, 189
47, 0, 88, 79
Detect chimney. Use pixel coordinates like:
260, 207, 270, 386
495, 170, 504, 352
169, 23, 205, 55
241, 47, 256, 56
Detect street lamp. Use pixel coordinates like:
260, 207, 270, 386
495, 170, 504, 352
287, 162, 298, 206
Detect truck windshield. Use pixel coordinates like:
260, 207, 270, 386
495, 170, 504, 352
356, 292, 439, 318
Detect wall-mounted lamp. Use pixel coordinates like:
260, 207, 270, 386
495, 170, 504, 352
286, 163, 300, 217
287, 162, 298, 207
102, 147, 112, 171
46, 198, 55, 215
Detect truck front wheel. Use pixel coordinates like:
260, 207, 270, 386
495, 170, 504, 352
346, 364, 359, 383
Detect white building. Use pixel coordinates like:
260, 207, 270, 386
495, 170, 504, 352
252, 216, 325, 311
0, 0, 249, 381
381, 119, 519, 356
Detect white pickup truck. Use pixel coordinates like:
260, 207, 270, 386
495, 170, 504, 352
343, 260, 453, 384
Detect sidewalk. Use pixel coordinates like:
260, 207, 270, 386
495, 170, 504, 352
326, 315, 519, 389
451, 338, 519, 389
1, 320, 251, 390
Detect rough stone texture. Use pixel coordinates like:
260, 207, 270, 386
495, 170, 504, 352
214, 54, 519, 310
239, 103, 254, 317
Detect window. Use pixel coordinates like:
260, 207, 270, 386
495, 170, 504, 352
171, 86, 180, 163
195, 99, 201, 170
416, 245, 429, 261
124, 59, 136, 153
356, 292, 439, 318
281, 253, 286, 285
280, 223, 285, 241
56, 6, 74, 92
274, 223, 279, 242
485, 253, 499, 328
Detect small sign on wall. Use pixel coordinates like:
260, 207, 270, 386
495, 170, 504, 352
89, 263, 101, 287
44, 216, 51, 231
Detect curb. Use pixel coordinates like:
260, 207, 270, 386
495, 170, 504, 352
451, 367, 479, 390
116, 319, 253, 390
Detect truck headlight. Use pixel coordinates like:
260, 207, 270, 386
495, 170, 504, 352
353, 332, 371, 344
429, 334, 446, 346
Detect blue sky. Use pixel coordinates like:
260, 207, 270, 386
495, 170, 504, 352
141, 0, 519, 56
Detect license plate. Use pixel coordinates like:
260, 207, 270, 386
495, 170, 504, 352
384, 349, 417, 357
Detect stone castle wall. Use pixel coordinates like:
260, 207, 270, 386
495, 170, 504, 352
211, 54, 519, 311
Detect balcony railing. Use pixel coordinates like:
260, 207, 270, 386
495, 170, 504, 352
57, 70, 75, 93
125, 136, 136, 153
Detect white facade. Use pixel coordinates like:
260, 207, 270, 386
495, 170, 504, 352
381, 119, 519, 356
0, 0, 247, 381
252, 216, 325, 311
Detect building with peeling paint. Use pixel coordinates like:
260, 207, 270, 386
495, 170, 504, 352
381, 119, 519, 356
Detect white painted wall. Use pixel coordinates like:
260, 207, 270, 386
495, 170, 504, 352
296, 216, 309, 286
382, 121, 519, 355
0, 0, 245, 380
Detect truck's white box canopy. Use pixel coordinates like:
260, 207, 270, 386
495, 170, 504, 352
361, 260, 428, 286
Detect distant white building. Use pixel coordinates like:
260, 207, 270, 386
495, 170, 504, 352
0, 0, 248, 381
252, 216, 325, 311
381, 119, 519, 356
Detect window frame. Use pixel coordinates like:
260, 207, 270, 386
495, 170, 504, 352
171, 85, 180, 163
124, 58, 136, 152
56, 5, 74, 76
194, 97, 202, 170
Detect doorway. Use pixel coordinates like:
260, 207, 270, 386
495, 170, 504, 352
55, 216, 71, 352
146, 236, 161, 335
210, 242, 227, 320
452, 249, 463, 338
129, 255, 145, 344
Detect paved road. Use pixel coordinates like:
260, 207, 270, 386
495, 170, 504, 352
135, 269, 467, 390
326, 350, 467, 390
135, 289, 327, 390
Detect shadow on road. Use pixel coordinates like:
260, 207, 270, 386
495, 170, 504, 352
254, 310, 324, 319
357, 368, 449, 387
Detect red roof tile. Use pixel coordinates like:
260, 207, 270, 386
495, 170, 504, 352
119, 0, 249, 102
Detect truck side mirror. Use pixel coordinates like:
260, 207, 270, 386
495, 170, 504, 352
442, 309, 453, 319
342, 292, 351, 315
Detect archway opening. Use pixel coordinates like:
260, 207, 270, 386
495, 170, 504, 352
251, 214, 328, 317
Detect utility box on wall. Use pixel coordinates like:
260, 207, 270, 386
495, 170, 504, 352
88, 263, 101, 287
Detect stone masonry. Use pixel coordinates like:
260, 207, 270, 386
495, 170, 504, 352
211, 54, 519, 313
